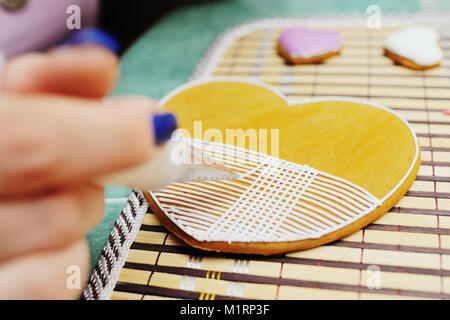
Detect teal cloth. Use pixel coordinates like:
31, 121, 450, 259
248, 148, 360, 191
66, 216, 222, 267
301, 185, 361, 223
87, 0, 422, 272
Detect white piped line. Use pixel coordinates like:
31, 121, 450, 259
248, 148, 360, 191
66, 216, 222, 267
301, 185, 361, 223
151, 138, 386, 243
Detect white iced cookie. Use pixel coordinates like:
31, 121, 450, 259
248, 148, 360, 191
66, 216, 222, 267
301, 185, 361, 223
384, 26, 442, 70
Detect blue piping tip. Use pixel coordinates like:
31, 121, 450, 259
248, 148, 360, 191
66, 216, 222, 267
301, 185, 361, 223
61, 27, 121, 54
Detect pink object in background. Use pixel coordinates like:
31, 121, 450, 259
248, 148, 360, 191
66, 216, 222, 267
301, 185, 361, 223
279, 27, 342, 58
444, 109, 450, 115
0, 0, 99, 58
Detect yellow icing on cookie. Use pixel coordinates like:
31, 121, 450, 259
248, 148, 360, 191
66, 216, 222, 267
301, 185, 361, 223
163, 80, 418, 199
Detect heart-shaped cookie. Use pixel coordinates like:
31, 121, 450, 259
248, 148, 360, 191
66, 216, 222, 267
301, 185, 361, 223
278, 27, 342, 64
384, 26, 443, 70
144, 79, 420, 255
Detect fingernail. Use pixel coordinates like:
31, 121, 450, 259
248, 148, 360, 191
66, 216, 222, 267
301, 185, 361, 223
152, 114, 178, 145
60, 27, 120, 54
444, 109, 450, 115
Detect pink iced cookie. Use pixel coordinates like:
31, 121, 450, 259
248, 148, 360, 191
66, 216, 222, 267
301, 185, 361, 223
278, 27, 342, 64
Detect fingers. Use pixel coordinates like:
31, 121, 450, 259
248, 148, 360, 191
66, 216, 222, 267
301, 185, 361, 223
1, 46, 119, 98
0, 183, 104, 261
0, 239, 90, 299
0, 94, 157, 195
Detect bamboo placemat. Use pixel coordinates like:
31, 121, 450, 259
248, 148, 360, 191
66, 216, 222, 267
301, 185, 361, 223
83, 16, 450, 300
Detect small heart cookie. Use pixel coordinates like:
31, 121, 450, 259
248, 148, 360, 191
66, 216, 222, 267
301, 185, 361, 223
145, 79, 420, 255
384, 26, 443, 70
278, 27, 342, 64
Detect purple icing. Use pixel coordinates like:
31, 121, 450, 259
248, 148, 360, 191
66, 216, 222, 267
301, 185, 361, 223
279, 27, 342, 59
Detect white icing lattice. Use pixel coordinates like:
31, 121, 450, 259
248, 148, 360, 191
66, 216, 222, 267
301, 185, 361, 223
152, 138, 381, 243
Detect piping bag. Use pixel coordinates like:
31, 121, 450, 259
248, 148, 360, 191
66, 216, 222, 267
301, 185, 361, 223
96, 132, 240, 191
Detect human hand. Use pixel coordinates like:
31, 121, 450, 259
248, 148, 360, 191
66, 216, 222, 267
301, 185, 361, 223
0, 44, 171, 299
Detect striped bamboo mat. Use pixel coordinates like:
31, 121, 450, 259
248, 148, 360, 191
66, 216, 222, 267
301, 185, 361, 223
84, 18, 450, 300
